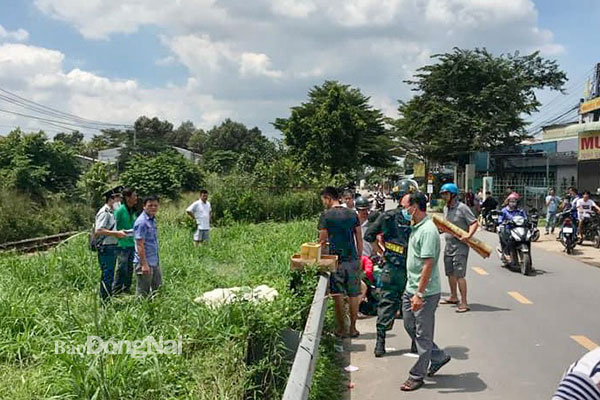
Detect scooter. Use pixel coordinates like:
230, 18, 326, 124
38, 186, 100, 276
578, 213, 600, 248
557, 210, 577, 254
498, 215, 534, 275
484, 209, 501, 232
529, 208, 540, 242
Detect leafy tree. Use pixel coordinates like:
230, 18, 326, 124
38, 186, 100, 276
167, 120, 196, 149
83, 128, 128, 158
396, 48, 567, 163
120, 150, 204, 199
202, 119, 276, 173
117, 116, 172, 168
273, 80, 395, 176
187, 129, 208, 154
79, 162, 114, 208
0, 129, 80, 200
53, 131, 84, 150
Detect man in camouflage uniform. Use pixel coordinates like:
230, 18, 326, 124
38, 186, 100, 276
365, 179, 418, 357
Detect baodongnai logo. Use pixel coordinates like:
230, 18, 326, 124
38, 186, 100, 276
55, 336, 182, 358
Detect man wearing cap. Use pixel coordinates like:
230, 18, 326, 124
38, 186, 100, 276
94, 187, 127, 300
364, 179, 416, 358
439, 183, 478, 313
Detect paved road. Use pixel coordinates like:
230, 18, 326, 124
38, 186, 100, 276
343, 202, 600, 400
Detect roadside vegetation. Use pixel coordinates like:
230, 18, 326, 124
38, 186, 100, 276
0, 198, 344, 400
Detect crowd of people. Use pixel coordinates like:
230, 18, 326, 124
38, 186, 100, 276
92, 188, 211, 300
318, 181, 468, 391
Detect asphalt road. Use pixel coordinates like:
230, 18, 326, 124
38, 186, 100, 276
343, 201, 600, 400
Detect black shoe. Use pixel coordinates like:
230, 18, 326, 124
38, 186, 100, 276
428, 355, 451, 377
374, 334, 386, 357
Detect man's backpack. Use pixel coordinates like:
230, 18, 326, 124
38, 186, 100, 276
89, 224, 99, 252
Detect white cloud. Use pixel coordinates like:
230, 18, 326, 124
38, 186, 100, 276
0, 25, 29, 42
17, 0, 567, 136
0, 43, 231, 136
239, 53, 282, 79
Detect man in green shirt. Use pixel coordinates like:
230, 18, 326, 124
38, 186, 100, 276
113, 187, 138, 295
399, 192, 451, 392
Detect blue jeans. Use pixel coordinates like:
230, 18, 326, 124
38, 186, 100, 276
546, 211, 557, 233
113, 247, 135, 294
97, 245, 117, 300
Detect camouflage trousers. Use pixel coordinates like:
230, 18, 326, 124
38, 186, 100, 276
375, 262, 407, 335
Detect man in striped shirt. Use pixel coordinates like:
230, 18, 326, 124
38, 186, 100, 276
553, 347, 600, 400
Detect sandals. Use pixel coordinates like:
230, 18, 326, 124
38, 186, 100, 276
400, 378, 424, 391
349, 330, 360, 338
440, 298, 459, 305
456, 306, 470, 313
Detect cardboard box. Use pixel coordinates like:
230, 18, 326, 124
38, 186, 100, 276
290, 254, 338, 273
300, 242, 322, 260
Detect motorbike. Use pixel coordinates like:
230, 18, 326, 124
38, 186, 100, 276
528, 208, 541, 242
557, 210, 577, 254
499, 215, 534, 275
374, 193, 386, 212
578, 212, 600, 248
484, 209, 501, 232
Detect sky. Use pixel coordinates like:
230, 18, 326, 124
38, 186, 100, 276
1, 0, 599, 139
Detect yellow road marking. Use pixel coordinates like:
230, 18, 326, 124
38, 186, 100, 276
472, 267, 489, 275
508, 291, 533, 304
571, 336, 599, 351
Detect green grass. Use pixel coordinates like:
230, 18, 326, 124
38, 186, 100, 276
0, 199, 344, 400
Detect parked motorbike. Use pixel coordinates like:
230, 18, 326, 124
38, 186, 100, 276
498, 215, 534, 275
557, 210, 577, 254
529, 208, 540, 242
578, 212, 600, 248
484, 209, 501, 232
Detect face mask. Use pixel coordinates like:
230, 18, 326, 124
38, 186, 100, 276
112, 201, 121, 210
402, 208, 412, 221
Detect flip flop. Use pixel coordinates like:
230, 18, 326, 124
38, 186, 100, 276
428, 355, 451, 377
349, 330, 360, 338
456, 306, 470, 313
440, 299, 459, 305
400, 378, 424, 391
334, 332, 346, 339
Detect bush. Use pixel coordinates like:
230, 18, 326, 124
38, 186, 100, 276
202, 173, 322, 225
120, 151, 204, 199
0, 190, 93, 243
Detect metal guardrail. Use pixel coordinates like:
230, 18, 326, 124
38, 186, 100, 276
0, 231, 80, 253
282, 273, 330, 400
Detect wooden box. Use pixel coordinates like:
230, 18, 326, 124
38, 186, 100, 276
290, 254, 338, 272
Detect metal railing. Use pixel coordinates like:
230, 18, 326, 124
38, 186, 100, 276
282, 273, 330, 400
0, 231, 80, 253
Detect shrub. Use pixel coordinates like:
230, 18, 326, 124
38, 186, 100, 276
120, 151, 204, 199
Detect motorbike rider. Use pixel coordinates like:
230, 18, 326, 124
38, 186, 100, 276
364, 179, 417, 358
480, 191, 499, 219
497, 193, 528, 261
575, 190, 600, 243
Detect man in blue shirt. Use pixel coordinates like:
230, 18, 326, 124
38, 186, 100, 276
134, 195, 161, 297
545, 188, 561, 235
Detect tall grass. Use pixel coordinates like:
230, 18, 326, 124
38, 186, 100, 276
0, 199, 344, 399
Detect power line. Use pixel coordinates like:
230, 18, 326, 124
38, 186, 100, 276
0, 86, 133, 128
0, 108, 112, 131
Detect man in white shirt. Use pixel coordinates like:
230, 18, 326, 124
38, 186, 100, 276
575, 190, 600, 242
186, 190, 211, 245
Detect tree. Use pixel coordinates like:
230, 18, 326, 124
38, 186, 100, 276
202, 119, 277, 173
167, 120, 196, 149
187, 129, 208, 154
117, 116, 172, 168
53, 131, 84, 150
0, 129, 80, 200
396, 48, 567, 163
273, 81, 396, 176
120, 150, 204, 199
